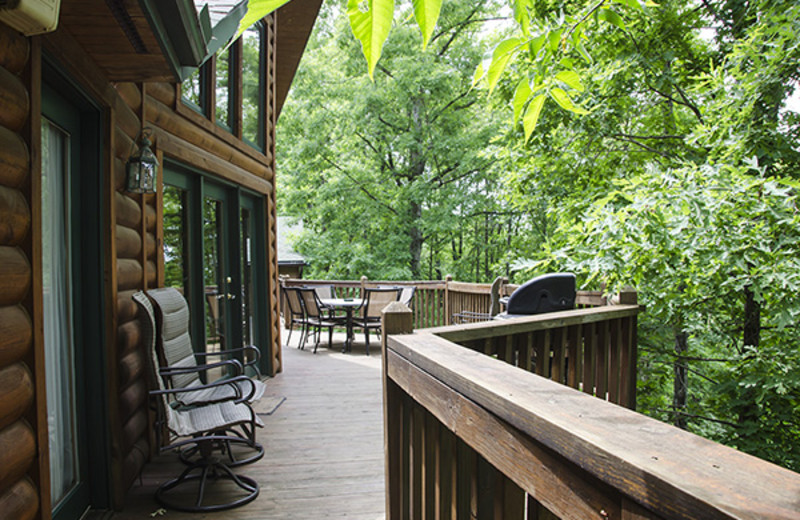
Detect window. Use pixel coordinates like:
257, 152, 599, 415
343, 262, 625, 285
215, 47, 233, 129
242, 22, 264, 148
181, 66, 206, 114
180, 16, 270, 152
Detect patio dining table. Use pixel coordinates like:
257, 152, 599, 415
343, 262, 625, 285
319, 297, 363, 352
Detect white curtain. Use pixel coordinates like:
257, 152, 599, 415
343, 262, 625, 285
42, 119, 79, 506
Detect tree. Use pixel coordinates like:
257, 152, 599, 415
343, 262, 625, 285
277, 0, 509, 280
508, 0, 800, 469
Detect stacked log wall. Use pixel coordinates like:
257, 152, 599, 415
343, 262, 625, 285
111, 83, 154, 502
265, 14, 281, 373
0, 22, 40, 520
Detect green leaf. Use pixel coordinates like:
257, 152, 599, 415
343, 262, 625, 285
577, 41, 593, 63
234, 0, 294, 40
472, 62, 485, 87
347, 0, 396, 80
597, 8, 626, 30
612, 0, 644, 10
530, 34, 547, 57
555, 70, 585, 92
548, 29, 562, 53
523, 94, 546, 141
487, 37, 521, 94
513, 78, 532, 125
412, 0, 442, 50
549, 87, 590, 114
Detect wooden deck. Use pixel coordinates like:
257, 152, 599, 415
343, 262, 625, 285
113, 330, 386, 519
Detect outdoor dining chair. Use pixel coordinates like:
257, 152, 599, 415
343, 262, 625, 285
296, 287, 344, 353
352, 287, 401, 355
133, 292, 262, 512
282, 285, 306, 347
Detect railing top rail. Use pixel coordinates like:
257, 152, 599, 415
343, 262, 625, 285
426, 304, 642, 342
386, 331, 800, 520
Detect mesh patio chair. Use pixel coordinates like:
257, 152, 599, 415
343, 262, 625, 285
296, 287, 344, 353
145, 287, 266, 406
452, 276, 506, 323
282, 286, 306, 347
399, 286, 416, 309
352, 287, 401, 355
133, 292, 262, 512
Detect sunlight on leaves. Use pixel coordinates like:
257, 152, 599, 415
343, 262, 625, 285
348, 0, 396, 80
412, 0, 442, 50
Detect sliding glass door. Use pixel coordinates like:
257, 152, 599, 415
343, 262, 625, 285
162, 165, 270, 374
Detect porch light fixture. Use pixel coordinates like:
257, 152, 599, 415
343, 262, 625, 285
126, 127, 158, 194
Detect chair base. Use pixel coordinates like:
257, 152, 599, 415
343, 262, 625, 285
178, 430, 264, 468
156, 456, 259, 512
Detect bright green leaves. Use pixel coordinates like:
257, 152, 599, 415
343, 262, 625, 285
236, 0, 292, 37
522, 94, 545, 142
348, 0, 396, 80
476, 0, 647, 140
550, 87, 589, 114
487, 38, 522, 94
512, 78, 532, 125
412, 0, 442, 50
555, 70, 584, 92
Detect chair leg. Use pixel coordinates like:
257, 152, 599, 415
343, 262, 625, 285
286, 322, 294, 346
365, 328, 370, 356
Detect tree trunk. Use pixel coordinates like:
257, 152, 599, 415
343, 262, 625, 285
673, 330, 688, 429
409, 201, 423, 279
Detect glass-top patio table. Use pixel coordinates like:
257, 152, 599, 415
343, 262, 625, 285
319, 298, 363, 352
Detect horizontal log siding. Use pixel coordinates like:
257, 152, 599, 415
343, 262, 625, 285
383, 320, 800, 520
111, 83, 154, 502
0, 22, 39, 520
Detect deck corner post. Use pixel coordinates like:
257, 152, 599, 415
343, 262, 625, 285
382, 302, 413, 519
444, 274, 452, 326
361, 275, 368, 296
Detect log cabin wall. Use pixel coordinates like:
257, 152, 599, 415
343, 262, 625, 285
0, 3, 289, 515
0, 22, 41, 520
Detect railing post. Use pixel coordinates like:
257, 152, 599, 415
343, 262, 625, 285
382, 302, 413, 520
361, 275, 368, 298
444, 274, 452, 326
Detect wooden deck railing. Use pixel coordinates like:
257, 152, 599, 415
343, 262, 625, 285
280, 276, 618, 330
379, 304, 800, 520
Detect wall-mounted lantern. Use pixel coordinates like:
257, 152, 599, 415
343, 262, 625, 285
126, 128, 158, 194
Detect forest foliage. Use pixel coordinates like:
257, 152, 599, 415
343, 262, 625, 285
276, 0, 800, 470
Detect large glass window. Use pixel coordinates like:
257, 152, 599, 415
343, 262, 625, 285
216, 47, 233, 129
242, 22, 264, 148
163, 185, 187, 294
182, 66, 206, 113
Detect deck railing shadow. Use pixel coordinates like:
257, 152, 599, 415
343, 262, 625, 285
379, 302, 800, 519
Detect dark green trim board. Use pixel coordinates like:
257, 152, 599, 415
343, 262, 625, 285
138, 0, 211, 80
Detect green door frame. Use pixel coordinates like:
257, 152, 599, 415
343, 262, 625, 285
42, 58, 111, 518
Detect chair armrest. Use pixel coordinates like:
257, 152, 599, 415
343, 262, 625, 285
159, 359, 244, 377
150, 375, 257, 404
196, 345, 261, 375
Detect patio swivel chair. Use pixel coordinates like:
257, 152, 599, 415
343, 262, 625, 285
146, 287, 266, 406
143, 288, 266, 465
352, 287, 401, 355
133, 292, 262, 512
296, 287, 343, 353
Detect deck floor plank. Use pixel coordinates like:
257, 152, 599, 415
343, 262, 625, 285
112, 331, 386, 519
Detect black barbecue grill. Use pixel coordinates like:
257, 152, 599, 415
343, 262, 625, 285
496, 273, 576, 319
